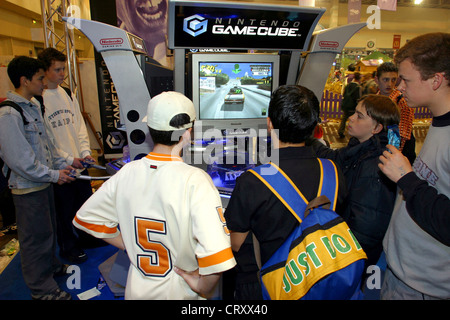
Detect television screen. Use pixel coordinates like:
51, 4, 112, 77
197, 59, 274, 120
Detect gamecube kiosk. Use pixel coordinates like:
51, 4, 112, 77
64, 0, 366, 298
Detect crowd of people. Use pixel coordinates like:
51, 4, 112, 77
0, 32, 448, 301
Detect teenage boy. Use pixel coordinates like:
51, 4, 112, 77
375, 62, 416, 164
74, 91, 236, 300
0, 56, 75, 300
224, 85, 347, 299
379, 32, 450, 300
38, 47, 95, 264
311, 94, 400, 270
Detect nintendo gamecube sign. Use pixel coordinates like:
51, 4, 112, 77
169, 1, 325, 51
184, 14, 208, 37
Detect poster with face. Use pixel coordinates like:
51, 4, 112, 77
115, 0, 169, 66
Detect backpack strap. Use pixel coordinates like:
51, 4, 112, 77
249, 158, 338, 223
0, 100, 28, 125
316, 158, 339, 211
61, 86, 73, 100
33, 95, 45, 117
249, 158, 339, 274
0, 98, 48, 183
0, 100, 29, 181
0, 98, 45, 122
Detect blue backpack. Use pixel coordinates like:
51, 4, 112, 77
249, 158, 367, 300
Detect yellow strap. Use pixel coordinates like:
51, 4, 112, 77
249, 162, 325, 224
249, 168, 303, 223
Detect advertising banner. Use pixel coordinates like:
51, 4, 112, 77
168, 1, 324, 51
348, 0, 362, 24
378, 0, 398, 11
94, 52, 127, 158
393, 34, 401, 49
90, 0, 127, 158
116, 0, 170, 67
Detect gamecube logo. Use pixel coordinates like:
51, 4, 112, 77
183, 15, 208, 37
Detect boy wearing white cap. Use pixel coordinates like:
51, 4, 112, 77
74, 91, 236, 300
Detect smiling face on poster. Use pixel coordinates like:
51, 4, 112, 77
116, 0, 168, 65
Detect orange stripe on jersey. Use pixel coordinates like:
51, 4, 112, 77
74, 215, 117, 234
198, 247, 234, 268
145, 152, 182, 162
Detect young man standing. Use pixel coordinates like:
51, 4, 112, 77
0, 56, 75, 300
312, 94, 400, 270
379, 32, 450, 300
38, 48, 96, 263
375, 62, 416, 164
74, 91, 236, 299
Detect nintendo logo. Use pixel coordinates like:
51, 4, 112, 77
319, 41, 339, 48
100, 38, 124, 46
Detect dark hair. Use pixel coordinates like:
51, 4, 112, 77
360, 94, 400, 131
268, 85, 319, 143
148, 113, 192, 146
37, 47, 67, 71
376, 62, 398, 78
353, 72, 361, 81
394, 32, 450, 85
7, 56, 45, 89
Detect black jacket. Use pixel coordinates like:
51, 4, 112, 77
311, 133, 397, 265
341, 82, 361, 113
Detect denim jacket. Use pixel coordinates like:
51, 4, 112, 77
0, 91, 68, 190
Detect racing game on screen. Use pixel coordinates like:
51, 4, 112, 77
198, 61, 273, 120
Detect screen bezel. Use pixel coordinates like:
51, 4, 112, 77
191, 53, 280, 138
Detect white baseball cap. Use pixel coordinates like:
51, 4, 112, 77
146, 91, 196, 131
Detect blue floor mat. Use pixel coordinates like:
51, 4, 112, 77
0, 243, 386, 300
0, 244, 122, 300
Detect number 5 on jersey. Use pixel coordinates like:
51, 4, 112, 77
135, 217, 172, 277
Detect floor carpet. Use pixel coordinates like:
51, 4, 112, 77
0, 241, 385, 300
0, 244, 123, 300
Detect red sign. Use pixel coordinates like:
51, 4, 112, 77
393, 34, 401, 49
100, 38, 124, 46
319, 41, 339, 49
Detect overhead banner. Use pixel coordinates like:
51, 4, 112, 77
378, 0, 398, 11
348, 0, 361, 24
115, 0, 170, 67
393, 34, 401, 49
168, 0, 325, 51
298, 0, 315, 6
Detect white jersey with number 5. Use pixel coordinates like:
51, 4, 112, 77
74, 152, 236, 299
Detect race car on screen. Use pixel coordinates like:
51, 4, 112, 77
224, 86, 245, 105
